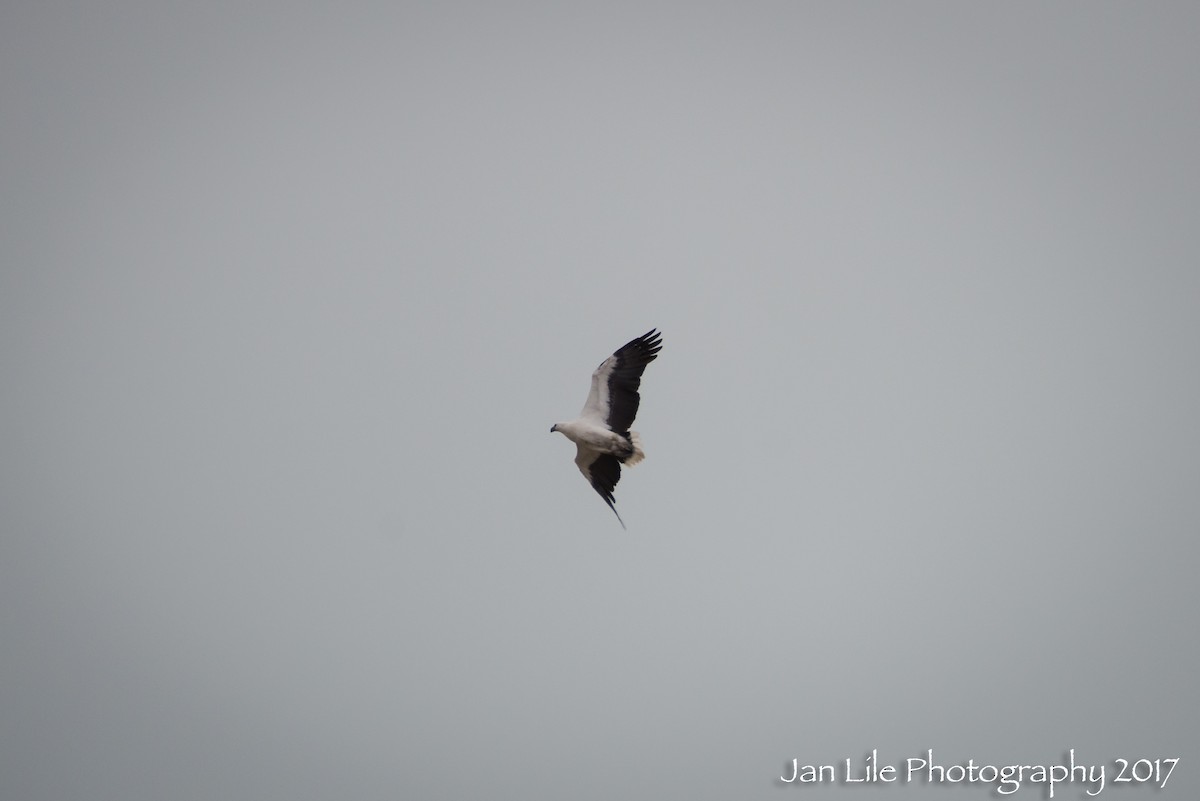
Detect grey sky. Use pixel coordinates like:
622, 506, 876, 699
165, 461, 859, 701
2, 2, 1198, 799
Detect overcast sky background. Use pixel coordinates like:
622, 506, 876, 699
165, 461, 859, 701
2, 2, 1198, 799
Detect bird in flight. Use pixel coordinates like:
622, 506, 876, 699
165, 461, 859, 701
551, 329, 663, 528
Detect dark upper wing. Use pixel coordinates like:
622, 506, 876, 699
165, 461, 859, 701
575, 449, 626, 529
580, 329, 662, 434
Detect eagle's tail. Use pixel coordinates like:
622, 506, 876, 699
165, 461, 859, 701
622, 431, 646, 467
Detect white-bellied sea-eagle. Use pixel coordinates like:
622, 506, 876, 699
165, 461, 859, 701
551, 329, 663, 528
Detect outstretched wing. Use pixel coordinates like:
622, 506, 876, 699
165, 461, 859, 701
575, 446, 625, 529
579, 329, 663, 433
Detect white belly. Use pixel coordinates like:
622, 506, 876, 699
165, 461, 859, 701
558, 421, 625, 452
